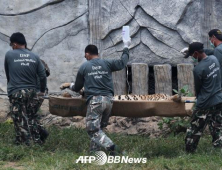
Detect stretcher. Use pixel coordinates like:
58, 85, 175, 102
0, 93, 196, 117
48, 96, 196, 117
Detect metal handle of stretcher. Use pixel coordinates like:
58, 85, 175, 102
0, 93, 197, 103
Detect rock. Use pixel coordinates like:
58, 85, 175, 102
176, 0, 203, 44
0, 97, 170, 137
38, 100, 50, 117
1, 0, 222, 92
0, 0, 88, 92
41, 114, 63, 126
32, 13, 88, 92
0, 98, 10, 122
139, 0, 192, 29
0, 34, 11, 93
108, 116, 116, 124
115, 117, 131, 129
0, 0, 88, 48
72, 116, 84, 122
0, 0, 62, 15
100, 0, 132, 39
71, 122, 85, 129
127, 127, 138, 135
59, 118, 72, 127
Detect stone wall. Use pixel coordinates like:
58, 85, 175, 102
0, 0, 221, 93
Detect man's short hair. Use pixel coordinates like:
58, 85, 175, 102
184, 42, 204, 58
208, 29, 222, 41
85, 45, 98, 55
10, 32, 27, 45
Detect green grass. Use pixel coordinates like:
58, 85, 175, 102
0, 123, 222, 170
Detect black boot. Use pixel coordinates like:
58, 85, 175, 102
40, 129, 49, 143
107, 145, 116, 156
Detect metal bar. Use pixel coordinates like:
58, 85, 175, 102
43, 96, 50, 99
0, 93, 50, 99
0, 93, 197, 102
184, 100, 196, 103
0, 92, 62, 96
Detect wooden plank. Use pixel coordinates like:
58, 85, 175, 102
154, 64, 172, 95
89, 0, 101, 49
49, 96, 196, 117
131, 63, 148, 95
112, 69, 127, 95
203, 0, 216, 48
177, 64, 195, 96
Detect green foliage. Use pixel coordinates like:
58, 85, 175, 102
158, 85, 194, 135
173, 85, 193, 97
0, 125, 222, 170
158, 117, 190, 135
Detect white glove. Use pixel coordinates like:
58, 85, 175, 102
123, 38, 131, 48
180, 47, 188, 54
70, 83, 74, 89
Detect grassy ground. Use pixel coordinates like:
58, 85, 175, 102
0, 123, 222, 170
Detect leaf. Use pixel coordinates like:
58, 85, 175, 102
173, 89, 178, 94
187, 92, 194, 97
182, 85, 188, 91
180, 89, 186, 94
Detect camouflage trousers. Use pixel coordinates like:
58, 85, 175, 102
36, 98, 44, 112
86, 96, 114, 152
185, 103, 222, 152
9, 89, 47, 145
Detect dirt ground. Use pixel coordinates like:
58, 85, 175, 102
1, 162, 24, 170
0, 97, 169, 137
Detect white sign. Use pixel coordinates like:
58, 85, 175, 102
122, 26, 130, 41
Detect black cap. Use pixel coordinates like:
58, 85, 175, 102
184, 42, 204, 58
10, 32, 27, 45
208, 29, 222, 41
85, 44, 98, 55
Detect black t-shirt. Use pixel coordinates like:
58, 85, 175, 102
71, 48, 129, 103
4, 49, 46, 96
193, 55, 222, 109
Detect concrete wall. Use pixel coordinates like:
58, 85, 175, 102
0, 0, 221, 93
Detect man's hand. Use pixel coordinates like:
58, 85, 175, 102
79, 88, 84, 96
37, 92, 45, 99
180, 40, 198, 54
60, 83, 71, 90
180, 47, 188, 54
123, 38, 131, 48
171, 94, 182, 102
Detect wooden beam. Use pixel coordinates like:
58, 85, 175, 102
89, 0, 101, 50
132, 63, 148, 95
177, 64, 195, 96
154, 64, 172, 95
112, 69, 127, 95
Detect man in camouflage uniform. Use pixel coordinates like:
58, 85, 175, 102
4, 32, 47, 145
60, 41, 130, 154
184, 42, 222, 152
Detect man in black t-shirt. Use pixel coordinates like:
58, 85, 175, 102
183, 42, 222, 152
4, 32, 48, 145
60, 41, 131, 155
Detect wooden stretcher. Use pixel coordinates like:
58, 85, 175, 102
49, 96, 196, 117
